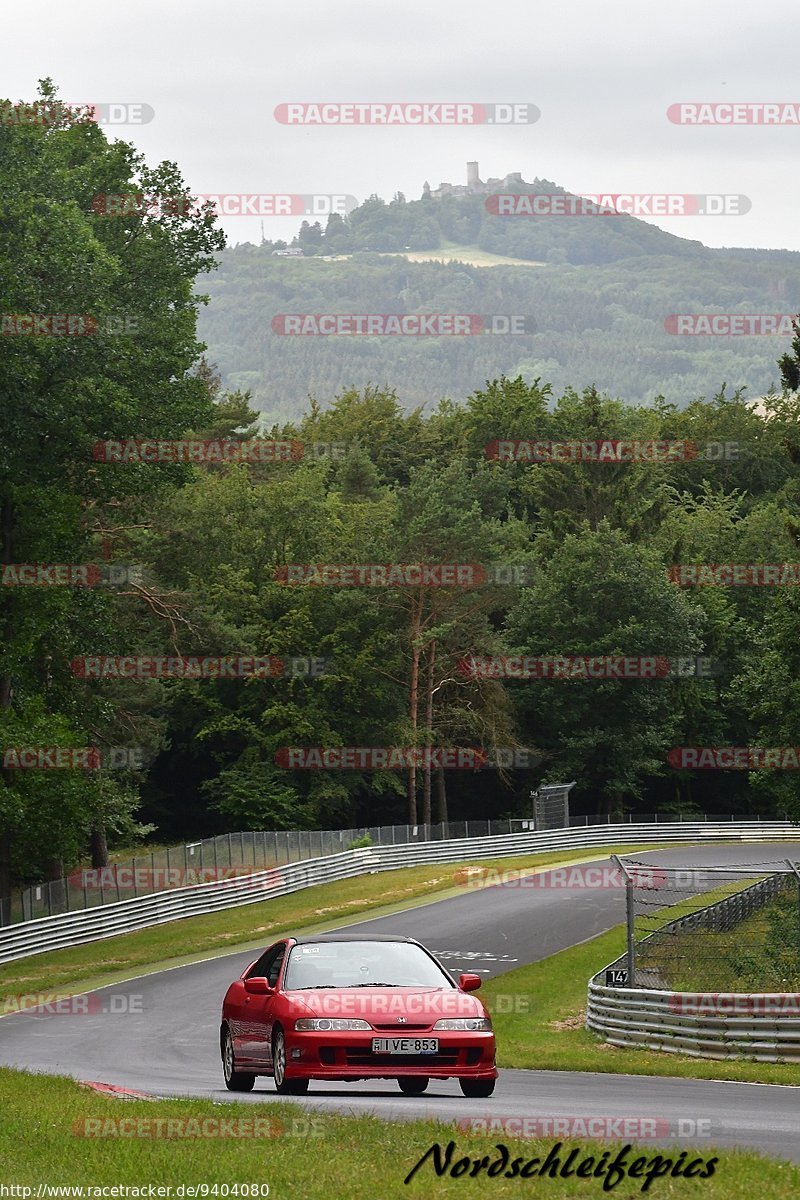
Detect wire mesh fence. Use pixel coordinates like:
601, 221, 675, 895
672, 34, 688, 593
532, 794, 568, 830
1, 819, 516, 926
0, 812, 763, 927
612, 856, 800, 991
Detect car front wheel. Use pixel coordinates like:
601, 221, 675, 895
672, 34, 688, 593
222, 1028, 255, 1092
459, 1078, 495, 1098
272, 1027, 309, 1095
398, 1077, 429, 1095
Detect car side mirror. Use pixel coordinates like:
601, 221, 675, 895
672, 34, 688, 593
244, 977, 273, 995
458, 972, 482, 992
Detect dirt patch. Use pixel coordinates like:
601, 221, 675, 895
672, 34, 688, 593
549, 1010, 586, 1031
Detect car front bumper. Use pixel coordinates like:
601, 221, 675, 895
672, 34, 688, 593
282, 1028, 497, 1080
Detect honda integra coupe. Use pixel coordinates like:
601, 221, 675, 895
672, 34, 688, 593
220, 934, 497, 1096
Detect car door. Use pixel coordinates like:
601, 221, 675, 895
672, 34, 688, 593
244, 941, 287, 1067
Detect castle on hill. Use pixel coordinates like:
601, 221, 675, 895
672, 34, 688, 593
422, 161, 525, 200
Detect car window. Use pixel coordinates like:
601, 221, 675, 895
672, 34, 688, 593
247, 942, 285, 981
266, 944, 286, 988
284, 941, 454, 990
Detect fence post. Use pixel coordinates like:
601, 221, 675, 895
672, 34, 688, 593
611, 854, 636, 986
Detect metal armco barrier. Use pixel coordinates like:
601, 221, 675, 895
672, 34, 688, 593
587, 860, 800, 1062
586, 982, 800, 1062
1, 820, 797, 966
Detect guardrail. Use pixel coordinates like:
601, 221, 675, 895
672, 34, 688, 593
587, 863, 800, 1062
1, 819, 796, 966
586, 982, 800, 1062
8, 812, 749, 925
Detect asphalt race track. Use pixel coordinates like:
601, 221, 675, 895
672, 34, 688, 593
1, 843, 799, 1162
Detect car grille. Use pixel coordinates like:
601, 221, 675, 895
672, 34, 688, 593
371, 1023, 429, 1031
345, 1047, 460, 1067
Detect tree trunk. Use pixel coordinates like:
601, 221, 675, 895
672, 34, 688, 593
90, 823, 109, 870
421, 640, 436, 827
0, 496, 15, 914
435, 764, 448, 825
44, 857, 64, 881
406, 592, 423, 824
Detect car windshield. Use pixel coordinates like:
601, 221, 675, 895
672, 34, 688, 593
283, 941, 454, 990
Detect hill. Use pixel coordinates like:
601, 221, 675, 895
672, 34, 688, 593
197, 176, 800, 418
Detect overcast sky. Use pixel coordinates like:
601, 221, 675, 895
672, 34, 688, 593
3, 0, 799, 251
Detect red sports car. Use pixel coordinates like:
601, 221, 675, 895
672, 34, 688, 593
220, 934, 497, 1096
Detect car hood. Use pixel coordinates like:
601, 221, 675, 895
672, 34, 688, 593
282, 985, 487, 1024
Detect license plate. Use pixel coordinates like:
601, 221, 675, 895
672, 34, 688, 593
371, 1038, 439, 1054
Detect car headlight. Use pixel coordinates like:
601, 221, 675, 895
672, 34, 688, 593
294, 1018, 373, 1031
432, 1017, 493, 1031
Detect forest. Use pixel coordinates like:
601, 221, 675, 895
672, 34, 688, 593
200, 188, 800, 414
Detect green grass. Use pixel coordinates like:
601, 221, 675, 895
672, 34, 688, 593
0, 845, 663, 1003
322, 240, 550, 268
483, 926, 800, 1085
380, 240, 549, 267
0, 1069, 798, 1197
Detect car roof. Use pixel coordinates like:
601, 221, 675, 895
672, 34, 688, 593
289, 934, 416, 945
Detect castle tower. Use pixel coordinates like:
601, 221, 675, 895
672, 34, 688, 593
466, 161, 480, 188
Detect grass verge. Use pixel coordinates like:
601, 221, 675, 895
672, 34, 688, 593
0, 845, 662, 1002
483, 926, 800, 1085
0, 1069, 798, 1197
